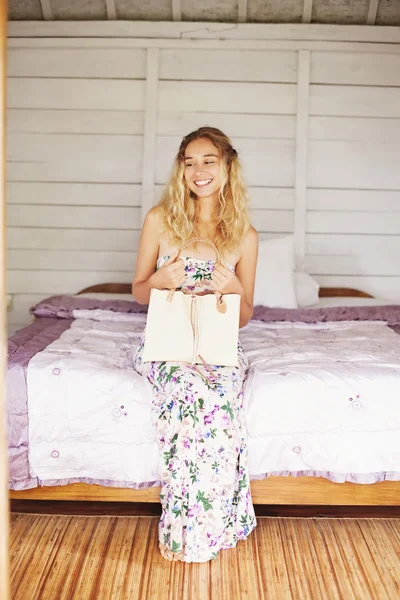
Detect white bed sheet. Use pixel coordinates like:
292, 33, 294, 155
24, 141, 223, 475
26, 312, 400, 486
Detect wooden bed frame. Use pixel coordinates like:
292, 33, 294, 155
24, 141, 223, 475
10, 285, 400, 506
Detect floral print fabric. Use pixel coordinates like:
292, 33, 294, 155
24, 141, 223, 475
133, 257, 256, 562
156, 255, 235, 294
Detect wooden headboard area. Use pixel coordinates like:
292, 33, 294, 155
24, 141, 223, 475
78, 283, 374, 298
319, 287, 373, 298
79, 283, 133, 295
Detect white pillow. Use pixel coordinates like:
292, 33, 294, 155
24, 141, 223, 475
295, 271, 320, 307
254, 235, 297, 308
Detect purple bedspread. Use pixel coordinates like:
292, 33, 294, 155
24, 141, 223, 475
8, 296, 400, 491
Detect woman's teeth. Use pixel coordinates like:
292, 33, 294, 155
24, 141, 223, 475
194, 179, 212, 187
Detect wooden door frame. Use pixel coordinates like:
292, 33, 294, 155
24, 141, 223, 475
0, 0, 9, 598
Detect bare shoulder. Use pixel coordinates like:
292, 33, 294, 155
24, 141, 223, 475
233, 226, 258, 268
142, 205, 164, 237
246, 225, 258, 243
241, 226, 258, 254
145, 205, 163, 226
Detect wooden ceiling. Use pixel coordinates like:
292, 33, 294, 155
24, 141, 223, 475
8, 0, 400, 26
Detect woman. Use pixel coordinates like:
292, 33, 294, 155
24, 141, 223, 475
132, 127, 258, 563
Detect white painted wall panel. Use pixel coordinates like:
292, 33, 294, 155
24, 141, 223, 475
7, 228, 140, 251
7, 48, 147, 78
308, 141, 400, 189
8, 78, 146, 110
7, 205, 141, 230
306, 234, 400, 256
250, 209, 294, 232
306, 49, 400, 301
307, 189, 400, 212
7, 109, 144, 134
309, 85, 400, 118
7, 183, 141, 206
309, 116, 400, 142
305, 254, 400, 276
8, 270, 132, 294
7, 133, 143, 182
158, 81, 297, 114
248, 188, 295, 209
157, 112, 296, 139
7, 43, 146, 329
7, 250, 138, 272
311, 52, 400, 86
159, 49, 298, 82
307, 211, 400, 235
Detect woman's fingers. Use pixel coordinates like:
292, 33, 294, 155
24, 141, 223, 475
211, 276, 224, 288
166, 260, 183, 272
167, 261, 185, 279
211, 274, 227, 292
214, 263, 230, 277
173, 266, 186, 285
161, 257, 184, 273
212, 269, 227, 282
163, 250, 180, 265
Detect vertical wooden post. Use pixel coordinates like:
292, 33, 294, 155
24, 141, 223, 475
238, 0, 247, 23
172, 0, 182, 21
105, 0, 117, 20
302, 0, 313, 24
39, 0, 53, 20
0, 0, 9, 598
367, 0, 379, 25
294, 49, 310, 269
141, 47, 159, 225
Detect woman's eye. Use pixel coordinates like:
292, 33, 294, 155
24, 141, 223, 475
205, 161, 215, 165
185, 163, 193, 167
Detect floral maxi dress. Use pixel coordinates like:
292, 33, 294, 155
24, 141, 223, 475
133, 256, 257, 563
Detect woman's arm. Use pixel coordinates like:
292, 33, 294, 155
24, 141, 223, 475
211, 226, 258, 328
132, 207, 186, 304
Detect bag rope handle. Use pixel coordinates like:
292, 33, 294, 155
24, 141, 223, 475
178, 237, 221, 264
165, 237, 227, 385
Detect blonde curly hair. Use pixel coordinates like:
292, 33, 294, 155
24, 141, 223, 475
159, 127, 250, 256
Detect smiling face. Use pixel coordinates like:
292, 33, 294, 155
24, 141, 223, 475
183, 137, 223, 200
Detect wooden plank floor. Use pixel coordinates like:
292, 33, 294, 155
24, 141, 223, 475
10, 514, 400, 600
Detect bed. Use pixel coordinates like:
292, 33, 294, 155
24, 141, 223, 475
8, 285, 400, 506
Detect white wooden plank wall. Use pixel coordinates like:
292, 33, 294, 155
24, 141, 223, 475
6, 46, 146, 331
155, 47, 297, 227
6, 38, 400, 333
306, 51, 400, 299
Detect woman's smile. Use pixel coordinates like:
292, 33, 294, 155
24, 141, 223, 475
193, 178, 213, 188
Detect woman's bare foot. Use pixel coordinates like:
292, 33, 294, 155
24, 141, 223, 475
159, 542, 185, 562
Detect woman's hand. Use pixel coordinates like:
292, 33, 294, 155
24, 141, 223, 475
211, 263, 243, 295
150, 250, 186, 290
